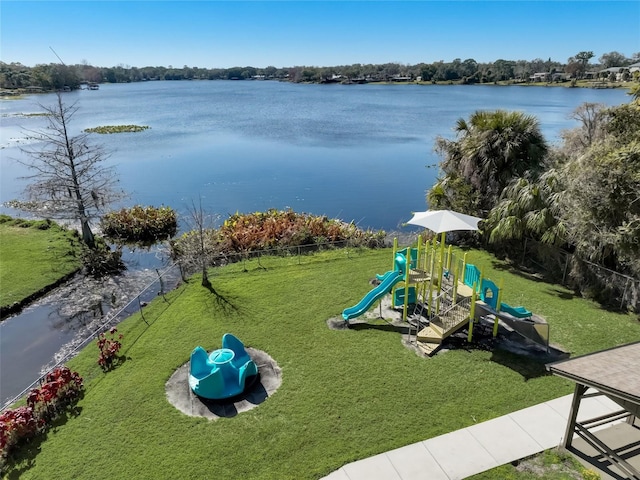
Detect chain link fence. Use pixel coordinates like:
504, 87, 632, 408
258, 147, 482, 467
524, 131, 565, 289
517, 238, 639, 312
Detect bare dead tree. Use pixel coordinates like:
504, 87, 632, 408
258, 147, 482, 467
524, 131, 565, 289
17, 93, 124, 248
565, 102, 606, 150
179, 198, 221, 288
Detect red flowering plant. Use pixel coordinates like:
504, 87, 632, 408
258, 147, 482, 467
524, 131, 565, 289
27, 367, 84, 422
0, 406, 38, 462
1, 366, 83, 466
97, 327, 124, 371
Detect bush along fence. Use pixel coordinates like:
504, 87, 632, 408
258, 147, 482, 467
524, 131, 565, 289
0, 366, 83, 470
97, 327, 124, 371
196, 238, 386, 270
515, 238, 640, 312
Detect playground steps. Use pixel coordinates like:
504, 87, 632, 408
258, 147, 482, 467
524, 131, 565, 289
415, 311, 468, 343
416, 324, 444, 343
416, 341, 441, 356
436, 305, 470, 333
415, 305, 471, 356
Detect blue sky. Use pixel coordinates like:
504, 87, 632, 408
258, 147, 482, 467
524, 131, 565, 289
1, 1, 639, 68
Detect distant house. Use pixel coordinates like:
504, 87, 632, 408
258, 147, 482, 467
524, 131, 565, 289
529, 72, 549, 82
599, 66, 628, 81
551, 73, 568, 82
531, 72, 567, 82
629, 62, 640, 74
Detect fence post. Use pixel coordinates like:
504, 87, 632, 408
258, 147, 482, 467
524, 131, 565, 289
562, 253, 570, 285
138, 295, 149, 325
178, 261, 187, 282
621, 277, 630, 310
156, 268, 167, 301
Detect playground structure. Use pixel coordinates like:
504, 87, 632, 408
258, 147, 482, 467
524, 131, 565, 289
189, 333, 258, 400
341, 236, 549, 356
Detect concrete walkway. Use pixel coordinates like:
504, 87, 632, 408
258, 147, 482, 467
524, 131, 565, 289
321, 392, 623, 480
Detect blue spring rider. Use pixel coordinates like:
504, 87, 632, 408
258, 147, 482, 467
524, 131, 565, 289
189, 333, 258, 400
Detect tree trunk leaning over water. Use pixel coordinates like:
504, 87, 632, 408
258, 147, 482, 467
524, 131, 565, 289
17, 93, 124, 248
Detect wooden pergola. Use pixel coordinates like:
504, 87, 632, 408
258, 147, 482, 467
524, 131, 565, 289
548, 341, 640, 479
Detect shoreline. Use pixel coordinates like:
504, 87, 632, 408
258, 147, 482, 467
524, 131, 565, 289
0, 79, 631, 98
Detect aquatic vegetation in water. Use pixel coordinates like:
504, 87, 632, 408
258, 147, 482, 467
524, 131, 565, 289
100, 205, 177, 244
84, 125, 150, 134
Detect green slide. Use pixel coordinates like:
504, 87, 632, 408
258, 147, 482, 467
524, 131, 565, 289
342, 269, 404, 321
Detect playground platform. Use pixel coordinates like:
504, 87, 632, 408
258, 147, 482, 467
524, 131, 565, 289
321, 392, 637, 480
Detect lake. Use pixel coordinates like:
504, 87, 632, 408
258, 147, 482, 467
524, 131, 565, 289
0, 81, 629, 231
0, 81, 630, 406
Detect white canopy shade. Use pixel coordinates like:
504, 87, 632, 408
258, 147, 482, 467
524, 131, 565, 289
406, 209, 483, 234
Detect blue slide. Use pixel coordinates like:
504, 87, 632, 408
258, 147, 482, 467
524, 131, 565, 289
342, 269, 404, 321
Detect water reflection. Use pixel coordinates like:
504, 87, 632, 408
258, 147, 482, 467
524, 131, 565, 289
0, 246, 180, 407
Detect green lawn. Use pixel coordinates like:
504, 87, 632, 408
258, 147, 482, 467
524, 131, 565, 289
0, 217, 82, 311
4, 247, 639, 479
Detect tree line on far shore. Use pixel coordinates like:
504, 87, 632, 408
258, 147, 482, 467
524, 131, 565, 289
1, 50, 639, 91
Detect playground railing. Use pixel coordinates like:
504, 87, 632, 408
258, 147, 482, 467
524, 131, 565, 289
434, 295, 472, 333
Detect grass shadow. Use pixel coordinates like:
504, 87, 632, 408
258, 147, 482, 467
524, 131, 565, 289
197, 282, 244, 316
490, 259, 548, 284
437, 324, 568, 381
348, 321, 410, 335
2, 406, 83, 479
545, 287, 579, 301
489, 348, 551, 381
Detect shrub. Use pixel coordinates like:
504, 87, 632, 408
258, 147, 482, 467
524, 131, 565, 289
81, 245, 125, 277
27, 367, 84, 422
0, 406, 38, 461
216, 209, 386, 252
582, 469, 601, 480
171, 209, 386, 275
31, 219, 52, 230
1, 366, 83, 468
100, 205, 177, 244
97, 327, 124, 371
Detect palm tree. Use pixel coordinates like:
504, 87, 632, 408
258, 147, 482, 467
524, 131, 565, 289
433, 110, 548, 215
486, 170, 566, 246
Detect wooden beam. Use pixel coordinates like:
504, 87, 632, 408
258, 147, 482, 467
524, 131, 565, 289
563, 383, 588, 448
